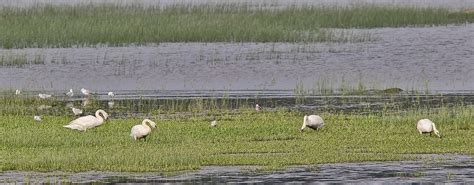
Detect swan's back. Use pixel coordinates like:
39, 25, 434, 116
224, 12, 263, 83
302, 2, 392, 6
306, 115, 324, 128
67, 115, 102, 129
130, 125, 151, 139
417, 119, 434, 132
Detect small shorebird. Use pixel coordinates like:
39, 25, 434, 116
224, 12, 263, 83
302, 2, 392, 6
81, 88, 91, 96
34, 115, 42, 122
71, 107, 83, 116
108, 91, 115, 97
38, 93, 52, 99
66, 89, 74, 97
255, 104, 262, 111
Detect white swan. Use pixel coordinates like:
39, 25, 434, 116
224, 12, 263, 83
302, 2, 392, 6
66, 89, 74, 97
300, 115, 324, 132
34, 115, 42, 122
81, 88, 91, 96
15, 89, 21, 95
64, 109, 108, 131
211, 120, 217, 127
130, 119, 157, 140
38, 93, 52, 99
108, 91, 115, 97
71, 107, 83, 116
417, 119, 441, 138
255, 104, 262, 111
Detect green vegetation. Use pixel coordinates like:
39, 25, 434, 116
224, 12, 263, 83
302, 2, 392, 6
0, 96, 472, 172
0, 4, 473, 48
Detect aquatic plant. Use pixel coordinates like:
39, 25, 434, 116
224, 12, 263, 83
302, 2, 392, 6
0, 4, 473, 48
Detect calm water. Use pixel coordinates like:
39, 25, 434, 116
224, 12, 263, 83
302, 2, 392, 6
1, 24, 473, 95
1, 155, 472, 184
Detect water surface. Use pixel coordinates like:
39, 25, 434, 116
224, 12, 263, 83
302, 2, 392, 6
1, 24, 473, 94
1, 155, 472, 184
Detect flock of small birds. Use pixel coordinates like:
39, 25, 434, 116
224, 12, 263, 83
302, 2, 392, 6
15, 89, 442, 141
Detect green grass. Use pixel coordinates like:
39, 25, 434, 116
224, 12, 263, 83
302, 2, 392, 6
0, 106, 472, 172
0, 4, 473, 48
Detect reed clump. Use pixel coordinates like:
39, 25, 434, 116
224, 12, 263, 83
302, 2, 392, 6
1, 4, 473, 48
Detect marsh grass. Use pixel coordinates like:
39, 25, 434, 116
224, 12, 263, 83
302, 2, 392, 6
0, 4, 473, 48
0, 106, 472, 172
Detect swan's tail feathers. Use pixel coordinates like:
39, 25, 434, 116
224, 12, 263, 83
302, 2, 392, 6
64, 124, 85, 131
432, 123, 441, 138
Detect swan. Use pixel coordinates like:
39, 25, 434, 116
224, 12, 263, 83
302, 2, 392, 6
71, 107, 83, 116
38, 93, 52, 99
255, 104, 262, 111
300, 115, 324, 132
64, 109, 108, 131
108, 91, 115, 97
66, 89, 74, 97
211, 120, 217, 127
81, 88, 91, 96
15, 89, 21, 95
130, 119, 157, 140
34, 115, 42, 122
417, 119, 441, 138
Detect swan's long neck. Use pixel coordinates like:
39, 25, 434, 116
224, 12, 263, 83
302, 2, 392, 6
301, 116, 308, 130
95, 110, 108, 122
142, 119, 156, 129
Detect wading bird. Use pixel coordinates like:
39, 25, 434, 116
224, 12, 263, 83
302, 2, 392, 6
130, 119, 157, 141
34, 115, 42, 122
81, 88, 91, 96
300, 115, 324, 132
255, 104, 262, 111
108, 101, 114, 108
15, 89, 21, 95
211, 120, 217, 127
64, 109, 108, 131
108, 91, 115, 97
417, 119, 441, 138
66, 89, 74, 97
71, 107, 83, 116
38, 93, 52, 99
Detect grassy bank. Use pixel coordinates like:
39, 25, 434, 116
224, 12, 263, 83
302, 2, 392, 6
0, 5, 473, 48
0, 105, 472, 172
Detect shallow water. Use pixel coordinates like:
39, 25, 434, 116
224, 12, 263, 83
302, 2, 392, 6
1, 155, 472, 184
1, 24, 473, 95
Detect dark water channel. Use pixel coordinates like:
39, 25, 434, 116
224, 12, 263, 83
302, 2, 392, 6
1, 155, 472, 184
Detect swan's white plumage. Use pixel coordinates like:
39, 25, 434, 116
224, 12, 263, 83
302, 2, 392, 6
72, 107, 83, 115
130, 119, 157, 140
301, 115, 324, 132
64, 109, 108, 131
108, 91, 115, 97
417, 119, 441, 137
66, 89, 74, 97
38, 93, 52, 99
